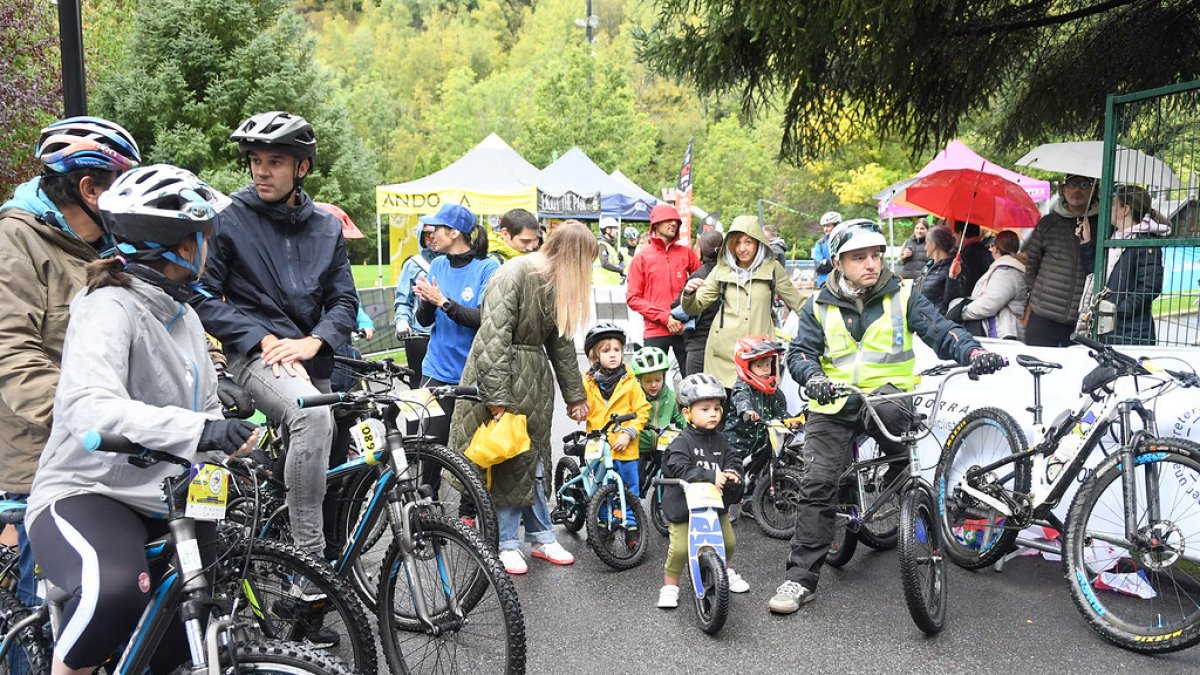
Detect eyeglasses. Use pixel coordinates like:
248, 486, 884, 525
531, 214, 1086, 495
1064, 178, 1095, 190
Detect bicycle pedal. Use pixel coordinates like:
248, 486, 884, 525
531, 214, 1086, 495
550, 509, 570, 524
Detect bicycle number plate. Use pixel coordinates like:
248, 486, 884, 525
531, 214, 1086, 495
395, 388, 444, 423
656, 429, 679, 452
351, 417, 389, 464
683, 482, 724, 510
584, 439, 604, 461
185, 464, 229, 521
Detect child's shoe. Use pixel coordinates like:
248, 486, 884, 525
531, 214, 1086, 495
499, 549, 528, 575
727, 568, 750, 593
531, 541, 575, 565
657, 584, 680, 609
625, 526, 640, 550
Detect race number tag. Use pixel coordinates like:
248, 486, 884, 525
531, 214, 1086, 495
395, 388, 444, 423
683, 482, 724, 510
351, 418, 389, 464
657, 429, 679, 452
185, 464, 229, 521
583, 438, 604, 461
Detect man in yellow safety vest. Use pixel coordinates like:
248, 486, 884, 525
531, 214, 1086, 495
593, 216, 627, 285
768, 218, 1006, 615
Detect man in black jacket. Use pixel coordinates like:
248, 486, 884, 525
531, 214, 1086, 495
193, 112, 356, 570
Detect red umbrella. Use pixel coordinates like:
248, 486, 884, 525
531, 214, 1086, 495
903, 168, 1040, 230
314, 201, 365, 239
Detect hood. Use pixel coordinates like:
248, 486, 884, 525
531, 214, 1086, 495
1113, 215, 1172, 240
487, 228, 523, 262
1, 177, 101, 259
232, 184, 315, 226
721, 215, 770, 282
991, 254, 1026, 273
1051, 193, 1099, 220
120, 273, 190, 325
413, 223, 436, 260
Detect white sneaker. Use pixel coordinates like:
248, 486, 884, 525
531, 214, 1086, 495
499, 549, 528, 575
657, 584, 680, 609
530, 541, 575, 565
727, 568, 750, 593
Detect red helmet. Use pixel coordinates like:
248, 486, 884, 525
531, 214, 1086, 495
734, 335, 786, 394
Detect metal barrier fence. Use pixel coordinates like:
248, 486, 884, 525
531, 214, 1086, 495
1091, 80, 1200, 346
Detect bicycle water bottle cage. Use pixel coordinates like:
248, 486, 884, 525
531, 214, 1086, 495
1081, 364, 1119, 400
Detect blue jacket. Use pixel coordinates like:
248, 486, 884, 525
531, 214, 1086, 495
191, 186, 357, 379
812, 235, 833, 287
418, 255, 499, 383
393, 225, 436, 334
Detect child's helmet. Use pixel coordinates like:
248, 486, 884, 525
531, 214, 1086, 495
584, 322, 626, 355
734, 335, 785, 395
630, 346, 669, 376
677, 373, 726, 407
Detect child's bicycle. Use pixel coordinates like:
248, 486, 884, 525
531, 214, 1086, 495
743, 414, 807, 539
654, 477, 733, 635
551, 413, 648, 570
637, 425, 681, 537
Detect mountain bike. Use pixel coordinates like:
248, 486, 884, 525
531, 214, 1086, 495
935, 333, 1200, 652
655, 478, 732, 635
744, 414, 807, 539
0, 433, 353, 675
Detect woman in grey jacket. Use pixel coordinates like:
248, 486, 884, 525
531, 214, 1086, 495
958, 230, 1028, 340
26, 166, 258, 674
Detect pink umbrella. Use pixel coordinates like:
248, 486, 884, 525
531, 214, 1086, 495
314, 201, 365, 239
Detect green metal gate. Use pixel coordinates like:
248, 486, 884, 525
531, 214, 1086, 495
1090, 80, 1200, 346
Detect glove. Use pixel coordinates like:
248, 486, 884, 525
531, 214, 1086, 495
805, 376, 838, 405
216, 374, 255, 419
969, 350, 1006, 378
395, 319, 411, 339
198, 418, 258, 456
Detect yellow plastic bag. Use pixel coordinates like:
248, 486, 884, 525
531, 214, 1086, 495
465, 413, 531, 488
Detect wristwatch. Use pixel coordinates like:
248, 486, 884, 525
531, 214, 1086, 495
440, 299, 453, 312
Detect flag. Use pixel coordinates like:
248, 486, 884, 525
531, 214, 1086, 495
676, 137, 694, 246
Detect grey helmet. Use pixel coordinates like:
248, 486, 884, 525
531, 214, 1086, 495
231, 111, 317, 162
677, 373, 726, 407
623, 226, 638, 241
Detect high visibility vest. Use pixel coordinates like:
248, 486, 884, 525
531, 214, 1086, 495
810, 285, 918, 414
592, 238, 624, 286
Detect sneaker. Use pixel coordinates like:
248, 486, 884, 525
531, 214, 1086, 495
625, 527, 640, 550
657, 584, 680, 609
768, 580, 813, 615
302, 624, 342, 649
741, 501, 756, 521
530, 541, 575, 566
289, 577, 327, 603
460, 516, 477, 528
499, 549, 528, 575
271, 598, 340, 649
727, 568, 750, 594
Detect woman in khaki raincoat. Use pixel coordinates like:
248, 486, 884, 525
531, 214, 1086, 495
448, 221, 594, 574
681, 215, 809, 389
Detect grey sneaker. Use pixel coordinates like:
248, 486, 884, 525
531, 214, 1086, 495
768, 580, 813, 614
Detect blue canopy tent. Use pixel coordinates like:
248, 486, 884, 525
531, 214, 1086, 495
538, 147, 658, 220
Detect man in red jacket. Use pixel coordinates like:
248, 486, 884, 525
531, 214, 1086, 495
627, 203, 700, 369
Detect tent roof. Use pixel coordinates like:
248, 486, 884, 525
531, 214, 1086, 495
538, 147, 657, 220
609, 170, 660, 205
376, 134, 540, 214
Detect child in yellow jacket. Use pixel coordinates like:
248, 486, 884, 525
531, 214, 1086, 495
582, 324, 651, 546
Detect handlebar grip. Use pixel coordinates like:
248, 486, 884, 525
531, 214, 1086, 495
1070, 332, 1105, 352
333, 354, 384, 372
297, 393, 346, 408
613, 412, 638, 424
653, 477, 685, 487
82, 431, 142, 455
432, 385, 480, 399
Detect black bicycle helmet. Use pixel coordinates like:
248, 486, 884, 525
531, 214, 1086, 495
584, 322, 626, 355
231, 111, 317, 161
677, 373, 726, 407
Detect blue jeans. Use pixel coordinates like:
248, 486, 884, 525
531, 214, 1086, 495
595, 459, 639, 528
497, 462, 555, 552
4, 493, 35, 675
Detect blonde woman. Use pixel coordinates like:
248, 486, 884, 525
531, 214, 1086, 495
448, 220, 594, 574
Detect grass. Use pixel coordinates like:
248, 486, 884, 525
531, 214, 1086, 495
1152, 292, 1200, 318
352, 264, 389, 289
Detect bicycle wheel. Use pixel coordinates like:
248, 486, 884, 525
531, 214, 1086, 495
825, 483, 859, 568
586, 483, 648, 570
1062, 438, 1200, 653
377, 514, 525, 675
899, 485, 946, 635
855, 438, 899, 550
934, 407, 1029, 570
553, 457, 586, 533
214, 537, 377, 675
649, 485, 669, 537
169, 639, 354, 675
753, 467, 803, 540
692, 549, 729, 635
0, 589, 50, 675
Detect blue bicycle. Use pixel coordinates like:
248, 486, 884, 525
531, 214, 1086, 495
655, 477, 731, 634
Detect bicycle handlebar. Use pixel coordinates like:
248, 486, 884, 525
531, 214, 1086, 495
834, 364, 977, 444
1070, 332, 1199, 387
333, 354, 415, 379
82, 431, 193, 470
429, 385, 481, 399
653, 477, 686, 487
297, 392, 346, 408
562, 412, 638, 445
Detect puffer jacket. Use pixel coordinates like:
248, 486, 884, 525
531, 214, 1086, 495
583, 366, 651, 462
0, 180, 100, 493
960, 254, 1028, 340
899, 236, 929, 279
1025, 201, 1097, 324
1093, 231, 1164, 346
916, 257, 959, 315
447, 256, 587, 508
26, 276, 223, 528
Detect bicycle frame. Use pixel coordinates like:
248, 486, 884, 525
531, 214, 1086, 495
559, 439, 632, 512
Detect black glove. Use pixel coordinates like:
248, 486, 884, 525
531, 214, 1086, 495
217, 374, 255, 419
198, 418, 258, 456
969, 350, 1006, 378
805, 376, 838, 405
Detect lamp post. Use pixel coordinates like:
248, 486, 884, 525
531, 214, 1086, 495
574, 0, 598, 45
57, 0, 88, 116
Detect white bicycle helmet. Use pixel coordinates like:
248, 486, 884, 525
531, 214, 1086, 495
599, 217, 620, 233
819, 211, 843, 227
829, 218, 887, 258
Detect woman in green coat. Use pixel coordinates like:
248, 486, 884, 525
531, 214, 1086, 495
681, 215, 809, 389
448, 221, 594, 575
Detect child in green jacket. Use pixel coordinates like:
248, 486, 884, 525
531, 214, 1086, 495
631, 347, 687, 474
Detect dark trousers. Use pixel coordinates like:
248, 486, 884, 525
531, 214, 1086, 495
683, 345, 706, 377
645, 335, 687, 375
403, 334, 430, 389
1025, 312, 1075, 348
786, 388, 912, 590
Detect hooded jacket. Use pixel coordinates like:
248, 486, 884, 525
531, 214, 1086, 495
1081, 221, 1169, 346
661, 423, 741, 524
960, 254, 1028, 340
394, 224, 436, 335
26, 276, 223, 528
487, 229, 524, 265
583, 365, 651, 462
637, 385, 687, 455
0, 179, 100, 493
192, 186, 357, 379
1025, 198, 1098, 324
680, 217, 809, 387
627, 234, 700, 339
725, 379, 789, 458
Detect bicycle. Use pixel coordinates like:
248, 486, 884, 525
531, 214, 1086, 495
654, 478, 732, 635
551, 413, 649, 570
935, 333, 1200, 652
297, 386, 526, 674
742, 414, 807, 540
637, 425, 679, 537
0, 432, 353, 675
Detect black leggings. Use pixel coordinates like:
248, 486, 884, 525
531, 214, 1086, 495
28, 494, 216, 671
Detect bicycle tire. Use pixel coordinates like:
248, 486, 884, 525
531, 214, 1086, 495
0, 588, 50, 675
692, 549, 729, 635
934, 407, 1029, 570
649, 485, 669, 537
752, 467, 803, 540
377, 514, 526, 675
213, 537, 377, 675
586, 483, 648, 570
168, 639, 354, 675
553, 457, 586, 533
899, 485, 946, 635
825, 483, 859, 568
1062, 438, 1200, 653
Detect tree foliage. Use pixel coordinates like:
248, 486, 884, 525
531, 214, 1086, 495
0, 0, 61, 197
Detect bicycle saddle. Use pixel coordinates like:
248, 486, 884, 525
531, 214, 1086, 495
1015, 354, 1062, 374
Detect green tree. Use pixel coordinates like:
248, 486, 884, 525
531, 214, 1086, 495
0, 0, 60, 197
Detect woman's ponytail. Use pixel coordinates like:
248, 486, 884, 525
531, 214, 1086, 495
85, 256, 131, 294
